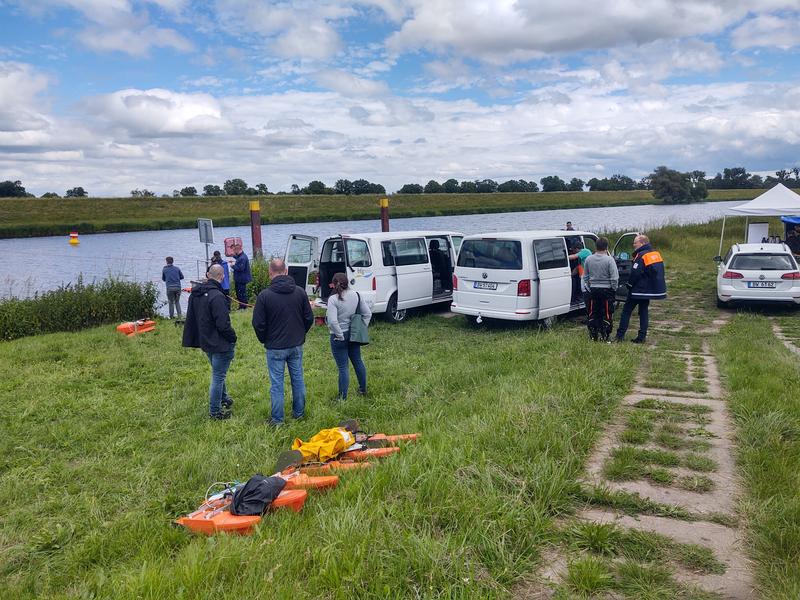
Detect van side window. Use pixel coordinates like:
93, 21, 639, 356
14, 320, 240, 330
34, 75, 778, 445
345, 239, 372, 268
287, 237, 314, 263
457, 239, 523, 270
381, 241, 395, 266
534, 238, 568, 270
392, 238, 429, 266
451, 236, 463, 253
582, 236, 596, 252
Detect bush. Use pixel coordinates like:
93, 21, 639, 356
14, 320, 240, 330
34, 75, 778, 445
0, 277, 158, 341
244, 259, 271, 303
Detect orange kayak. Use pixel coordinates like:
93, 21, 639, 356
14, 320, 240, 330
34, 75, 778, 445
340, 446, 400, 461
281, 472, 339, 491
367, 433, 420, 445
175, 489, 307, 535
299, 460, 373, 476
116, 320, 156, 336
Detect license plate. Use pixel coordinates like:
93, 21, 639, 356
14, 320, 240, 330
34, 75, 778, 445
473, 281, 497, 290
748, 281, 776, 288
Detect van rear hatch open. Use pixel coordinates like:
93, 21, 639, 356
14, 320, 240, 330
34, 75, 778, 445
454, 238, 528, 313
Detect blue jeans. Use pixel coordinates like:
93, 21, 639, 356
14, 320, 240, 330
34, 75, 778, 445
235, 281, 249, 309
330, 332, 367, 399
266, 345, 305, 423
206, 346, 234, 415
616, 298, 649, 340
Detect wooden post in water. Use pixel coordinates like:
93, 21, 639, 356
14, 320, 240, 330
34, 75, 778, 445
379, 197, 390, 232
249, 200, 263, 259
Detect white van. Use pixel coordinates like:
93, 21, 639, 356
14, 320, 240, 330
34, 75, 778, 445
452, 230, 620, 324
285, 231, 464, 322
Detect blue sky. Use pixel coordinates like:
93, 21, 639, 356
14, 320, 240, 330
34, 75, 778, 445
0, 0, 799, 196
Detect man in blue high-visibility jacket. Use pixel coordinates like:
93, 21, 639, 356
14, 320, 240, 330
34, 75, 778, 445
615, 234, 667, 344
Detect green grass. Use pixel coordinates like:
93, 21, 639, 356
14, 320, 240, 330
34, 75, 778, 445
0, 308, 637, 599
0, 188, 760, 238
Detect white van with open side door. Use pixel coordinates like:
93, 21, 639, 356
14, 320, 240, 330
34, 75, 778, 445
285, 231, 464, 323
451, 230, 635, 324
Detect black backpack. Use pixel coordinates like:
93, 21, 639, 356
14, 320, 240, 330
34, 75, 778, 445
230, 475, 287, 516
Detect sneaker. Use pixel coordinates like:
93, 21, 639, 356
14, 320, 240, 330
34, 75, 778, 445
292, 413, 305, 421
222, 397, 234, 409
631, 337, 646, 344
357, 389, 367, 397
210, 411, 231, 420
267, 419, 284, 428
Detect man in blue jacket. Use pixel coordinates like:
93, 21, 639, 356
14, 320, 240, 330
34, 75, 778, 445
161, 256, 184, 319
615, 234, 667, 343
182, 264, 237, 419
230, 243, 252, 309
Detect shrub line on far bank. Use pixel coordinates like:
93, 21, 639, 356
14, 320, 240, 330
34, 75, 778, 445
0, 189, 758, 239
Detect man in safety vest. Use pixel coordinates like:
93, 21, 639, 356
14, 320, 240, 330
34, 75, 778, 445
615, 234, 666, 344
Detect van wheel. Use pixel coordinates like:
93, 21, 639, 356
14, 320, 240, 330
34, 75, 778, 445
540, 315, 557, 329
385, 294, 407, 323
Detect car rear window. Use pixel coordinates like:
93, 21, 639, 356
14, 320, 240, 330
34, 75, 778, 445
729, 253, 796, 270
457, 239, 523, 270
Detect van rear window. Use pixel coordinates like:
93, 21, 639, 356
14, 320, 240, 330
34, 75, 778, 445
457, 239, 523, 270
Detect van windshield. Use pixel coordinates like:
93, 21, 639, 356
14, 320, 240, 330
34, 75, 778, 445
457, 239, 523, 270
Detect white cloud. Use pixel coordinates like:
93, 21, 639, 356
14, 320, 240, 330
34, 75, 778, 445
386, 0, 800, 63
314, 70, 389, 97
731, 13, 800, 50
78, 25, 193, 57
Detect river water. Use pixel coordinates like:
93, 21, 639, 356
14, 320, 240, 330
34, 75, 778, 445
0, 201, 738, 306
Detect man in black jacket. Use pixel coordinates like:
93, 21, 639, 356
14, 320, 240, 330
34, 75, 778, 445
252, 258, 314, 425
182, 264, 237, 419
615, 235, 667, 344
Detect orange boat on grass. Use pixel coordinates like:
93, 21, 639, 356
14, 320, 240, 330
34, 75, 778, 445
116, 319, 156, 336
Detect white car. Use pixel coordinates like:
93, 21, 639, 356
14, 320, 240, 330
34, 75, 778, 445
715, 243, 800, 307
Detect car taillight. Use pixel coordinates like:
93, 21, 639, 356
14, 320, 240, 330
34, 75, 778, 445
452, 274, 458, 290
517, 279, 531, 296
782, 272, 800, 279
722, 271, 744, 279
372, 277, 377, 290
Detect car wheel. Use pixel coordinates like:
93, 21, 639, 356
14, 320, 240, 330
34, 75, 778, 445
716, 297, 729, 309
385, 293, 407, 323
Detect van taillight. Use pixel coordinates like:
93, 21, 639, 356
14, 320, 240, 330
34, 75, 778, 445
722, 271, 744, 279
452, 274, 458, 290
517, 279, 531, 296
372, 277, 377, 290
782, 272, 800, 280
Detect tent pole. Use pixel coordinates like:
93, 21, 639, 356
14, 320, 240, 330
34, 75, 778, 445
719, 215, 726, 256
745, 217, 749, 242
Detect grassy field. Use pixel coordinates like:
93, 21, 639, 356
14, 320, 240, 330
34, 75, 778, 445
2, 219, 800, 598
0, 189, 761, 239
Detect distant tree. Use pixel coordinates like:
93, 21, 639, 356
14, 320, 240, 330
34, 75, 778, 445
609, 174, 635, 191
290, 184, 301, 195
424, 180, 442, 193
223, 178, 248, 195
0, 180, 28, 197
65, 186, 88, 197
161, 194, 170, 198
748, 174, 764, 188
650, 166, 706, 204
203, 184, 223, 196
442, 178, 459, 193
398, 183, 423, 194
351, 179, 371, 195
41, 192, 60, 198
334, 179, 353, 195
459, 180, 477, 193
776, 169, 790, 183
255, 183, 269, 195
637, 176, 652, 190
567, 178, 585, 192
172, 189, 180, 198
244, 187, 259, 195
497, 179, 523, 192
475, 179, 498, 193
709, 167, 752, 189
370, 182, 386, 194
180, 186, 198, 197
540, 175, 568, 192
130, 189, 155, 197
305, 180, 327, 195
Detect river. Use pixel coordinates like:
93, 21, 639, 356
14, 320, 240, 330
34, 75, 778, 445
0, 201, 739, 306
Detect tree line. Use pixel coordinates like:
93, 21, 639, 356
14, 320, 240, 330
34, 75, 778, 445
1, 165, 798, 199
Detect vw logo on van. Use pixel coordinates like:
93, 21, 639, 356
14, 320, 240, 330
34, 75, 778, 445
482, 272, 488, 279
759, 274, 765, 280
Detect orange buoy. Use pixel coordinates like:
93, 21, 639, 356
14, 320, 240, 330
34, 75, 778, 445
69, 231, 79, 245
116, 320, 156, 336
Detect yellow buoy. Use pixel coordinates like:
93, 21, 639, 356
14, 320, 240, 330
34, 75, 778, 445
69, 231, 79, 245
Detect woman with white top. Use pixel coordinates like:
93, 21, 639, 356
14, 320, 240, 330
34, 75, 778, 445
326, 273, 372, 400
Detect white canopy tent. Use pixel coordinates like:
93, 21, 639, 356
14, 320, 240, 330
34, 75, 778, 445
718, 184, 800, 255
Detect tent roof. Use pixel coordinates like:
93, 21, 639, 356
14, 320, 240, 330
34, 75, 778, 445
726, 183, 800, 216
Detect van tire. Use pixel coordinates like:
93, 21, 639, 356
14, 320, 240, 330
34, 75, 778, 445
540, 315, 557, 329
385, 294, 407, 323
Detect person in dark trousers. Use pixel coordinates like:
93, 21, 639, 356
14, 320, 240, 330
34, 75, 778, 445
162, 256, 184, 319
230, 243, 252, 309
182, 264, 237, 420
326, 273, 372, 400
252, 258, 314, 426
615, 234, 667, 344
211, 250, 231, 308
582, 237, 619, 342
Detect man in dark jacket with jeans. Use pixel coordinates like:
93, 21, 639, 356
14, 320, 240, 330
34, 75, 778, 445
252, 258, 314, 425
182, 264, 237, 419
230, 243, 252, 310
615, 234, 667, 344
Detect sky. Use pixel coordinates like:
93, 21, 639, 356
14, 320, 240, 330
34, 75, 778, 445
0, 1, 799, 197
